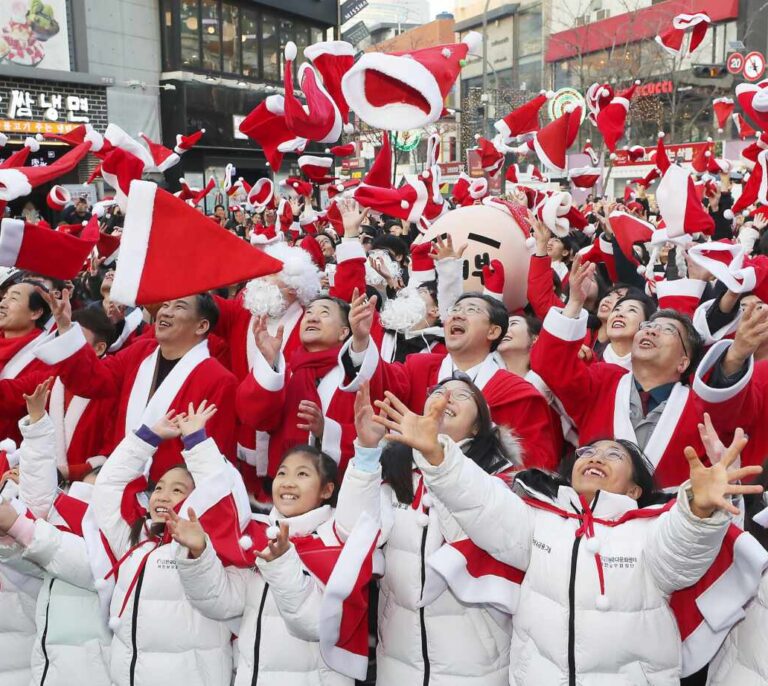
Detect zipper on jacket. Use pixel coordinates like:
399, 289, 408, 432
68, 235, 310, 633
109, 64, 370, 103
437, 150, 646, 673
39, 578, 55, 686
251, 582, 269, 686
419, 527, 430, 686
129, 565, 148, 686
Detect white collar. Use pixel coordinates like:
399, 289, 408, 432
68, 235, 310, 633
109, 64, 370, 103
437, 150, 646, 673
555, 485, 640, 520
602, 343, 633, 371
268, 504, 333, 536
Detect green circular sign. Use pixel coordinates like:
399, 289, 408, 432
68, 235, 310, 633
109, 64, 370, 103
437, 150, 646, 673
392, 130, 422, 152
547, 88, 587, 122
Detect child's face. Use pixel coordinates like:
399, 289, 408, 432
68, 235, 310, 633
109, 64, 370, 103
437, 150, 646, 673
272, 452, 334, 518
148, 467, 193, 523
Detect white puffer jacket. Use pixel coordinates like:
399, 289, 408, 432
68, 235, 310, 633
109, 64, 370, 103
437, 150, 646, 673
94, 432, 236, 686
177, 505, 353, 685
334, 447, 511, 686
0, 559, 40, 686
707, 572, 768, 685
415, 436, 731, 686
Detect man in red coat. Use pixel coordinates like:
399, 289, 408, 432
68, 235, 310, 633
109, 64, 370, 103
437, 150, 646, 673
343, 290, 558, 470
32, 289, 237, 481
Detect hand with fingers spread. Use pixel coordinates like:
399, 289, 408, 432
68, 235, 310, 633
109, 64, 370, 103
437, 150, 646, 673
428, 234, 467, 262
255, 521, 290, 562
753, 213, 768, 232
151, 410, 183, 440
529, 211, 551, 257
563, 255, 596, 318
697, 412, 726, 465
354, 381, 385, 448
36, 286, 72, 334
685, 429, 763, 518
23, 377, 53, 424
252, 315, 284, 368
297, 400, 324, 438
349, 287, 378, 353
338, 198, 370, 238
176, 401, 218, 437
722, 299, 768, 375
372, 391, 446, 465
167, 507, 207, 558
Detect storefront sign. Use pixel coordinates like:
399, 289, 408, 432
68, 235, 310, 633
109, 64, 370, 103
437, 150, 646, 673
341, 158, 363, 170
0, 119, 80, 136
635, 80, 674, 97
438, 162, 463, 176
0, 0, 72, 71
1, 88, 90, 123
341, 0, 368, 24
341, 21, 369, 46
233, 114, 247, 140
613, 141, 712, 167
547, 88, 586, 122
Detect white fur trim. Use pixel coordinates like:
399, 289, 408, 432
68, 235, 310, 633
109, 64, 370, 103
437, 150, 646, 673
304, 40, 355, 61
493, 117, 512, 141
156, 152, 181, 173
335, 240, 366, 264
0, 218, 24, 267
298, 155, 333, 170
656, 278, 706, 303
33, 323, 88, 365
84, 125, 104, 151
462, 31, 482, 56
265, 95, 285, 116
404, 177, 429, 224
110, 180, 156, 307
250, 349, 286, 393
298, 62, 343, 144
542, 307, 589, 342
693, 339, 754, 404
0, 169, 33, 202
338, 337, 379, 392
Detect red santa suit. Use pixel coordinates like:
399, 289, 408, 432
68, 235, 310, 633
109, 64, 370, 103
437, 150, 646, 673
530, 308, 751, 489
33, 324, 237, 481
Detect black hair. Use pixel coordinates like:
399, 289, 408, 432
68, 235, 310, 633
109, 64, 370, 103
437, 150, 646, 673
308, 295, 351, 330
129, 464, 195, 546
214, 204, 225, 212
372, 234, 409, 261
73, 307, 118, 348
454, 292, 510, 351
18, 280, 51, 329
194, 292, 219, 334
613, 289, 657, 321
417, 280, 438, 306
757, 231, 768, 256
649, 308, 703, 377
278, 444, 339, 507
522, 314, 542, 338
382, 372, 515, 504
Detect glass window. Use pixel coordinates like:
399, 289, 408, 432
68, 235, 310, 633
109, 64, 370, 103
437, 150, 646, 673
161, 0, 176, 71
180, 0, 200, 68
311, 27, 324, 44
241, 8, 259, 78
279, 17, 295, 74
201, 0, 220, 71
517, 9, 542, 57
294, 23, 310, 71
517, 54, 541, 91
262, 12, 280, 81
221, 3, 240, 74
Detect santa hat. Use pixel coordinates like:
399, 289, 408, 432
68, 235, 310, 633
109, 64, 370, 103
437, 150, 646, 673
625, 144, 645, 162
44, 123, 104, 151
655, 12, 711, 56
707, 157, 732, 175
101, 148, 146, 212
247, 178, 275, 211
688, 241, 768, 298
656, 159, 715, 237
362, 134, 393, 188
110, 180, 283, 306
534, 191, 572, 237
341, 31, 482, 131
175, 177, 216, 207
505, 163, 520, 184
608, 210, 654, 266
103, 124, 153, 167
532, 105, 582, 171
730, 150, 768, 216
493, 91, 552, 141
691, 139, 713, 174
327, 178, 360, 199
529, 165, 548, 183
583, 139, 599, 166
0, 146, 30, 170
568, 166, 601, 189
596, 82, 639, 153
0, 215, 99, 279
226, 176, 252, 199
426, 133, 441, 166
239, 95, 307, 171
740, 132, 768, 166
274, 197, 295, 237
299, 234, 325, 270
139, 132, 180, 172
586, 82, 614, 125
283, 43, 341, 144
304, 40, 355, 131
731, 112, 756, 140
655, 278, 707, 317
279, 176, 311, 198
653, 131, 671, 173
0, 141, 92, 202
354, 177, 427, 223
712, 97, 734, 132
96, 231, 121, 265
174, 128, 205, 155
46, 185, 71, 212
326, 142, 355, 158
299, 155, 334, 183
473, 136, 504, 176
737, 79, 768, 130
631, 166, 661, 189
481, 259, 505, 300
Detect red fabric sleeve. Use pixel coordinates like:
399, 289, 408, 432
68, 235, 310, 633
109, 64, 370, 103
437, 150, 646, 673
235, 367, 286, 432
330, 241, 367, 303
527, 255, 564, 320
491, 391, 558, 471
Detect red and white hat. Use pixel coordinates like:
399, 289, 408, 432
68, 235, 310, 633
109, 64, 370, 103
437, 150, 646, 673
327, 178, 360, 199
608, 210, 654, 267
732, 113, 757, 141
361, 134, 392, 189
284, 43, 342, 144
354, 177, 427, 223
326, 142, 355, 158
712, 97, 734, 133
239, 95, 307, 171
226, 176, 252, 199
44, 123, 104, 151
0, 141, 92, 202
741, 132, 768, 165
596, 82, 639, 153
341, 31, 481, 131
656, 156, 715, 237
736, 79, 768, 130
247, 178, 275, 211
534, 191, 572, 237
46, 185, 71, 212
493, 91, 552, 141
529, 165, 549, 183
451, 172, 487, 207
585, 82, 614, 126
174, 128, 205, 155
0, 215, 99, 279
655, 12, 711, 56
532, 106, 582, 171
175, 177, 216, 207
691, 138, 713, 174
111, 180, 283, 306
103, 124, 153, 167
96, 231, 121, 265
730, 150, 768, 216
688, 241, 768, 298
505, 163, 520, 184
101, 148, 147, 212
656, 278, 708, 317
299, 155, 334, 183
631, 166, 661, 188
304, 40, 355, 132
139, 132, 180, 172
706, 156, 732, 175
282, 176, 313, 197
582, 139, 599, 166
625, 144, 645, 162
426, 133, 441, 167
481, 259, 505, 300
473, 136, 504, 176
568, 166, 601, 189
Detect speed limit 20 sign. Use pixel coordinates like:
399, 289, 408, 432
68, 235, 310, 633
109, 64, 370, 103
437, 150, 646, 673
727, 52, 744, 74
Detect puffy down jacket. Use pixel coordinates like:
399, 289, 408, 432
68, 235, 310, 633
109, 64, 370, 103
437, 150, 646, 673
0, 560, 39, 686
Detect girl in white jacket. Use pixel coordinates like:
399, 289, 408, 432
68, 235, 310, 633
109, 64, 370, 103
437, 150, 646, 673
334, 374, 519, 686
167, 442, 351, 686
371, 389, 764, 686
93, 401, 237, 686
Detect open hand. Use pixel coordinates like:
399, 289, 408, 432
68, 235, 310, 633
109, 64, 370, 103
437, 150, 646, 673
697, 413, 726, 465
23, 377, 53, 424
373, 391, 446, 465
36, 286, 72, 333
349, 287, 377, 352
255, 521, 290, 562
428, 234, 466, 261
337, 198, 370, 238
252, 315, 284, 367
354, 381, 386, 448
176, 401, 217, 436
167, 507, 207, 558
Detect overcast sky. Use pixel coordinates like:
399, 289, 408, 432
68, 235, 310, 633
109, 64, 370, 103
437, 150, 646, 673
429, 0, 456, 17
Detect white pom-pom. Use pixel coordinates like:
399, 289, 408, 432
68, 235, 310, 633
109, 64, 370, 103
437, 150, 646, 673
474, 133, 481, 140
200, 128, 206, 133
239, 534, 253, 550
724, 209, 734, 220
545, 90, 555, 99
718, 128, 724, 133
658, 131, 666, 138
324, 147, 331, 153
284, 41, 297, 61
94, 578, 109, 591
585, 536, 601, 554
705, 151, 711, 157
138, 131, 145, 138
335, 184, 344, 192
108, 616, 121, 631
421, 171, 429, 179
421, 493, 433, 509
266, 526, 280, 540
609, 153, 617, 161
707, 137, 713, 143
525, 236, 536, 250
636, 264, 647, 275
343, 122, 354, 134
595, 594, 611, 611
441, 47, 452, 58
415, 512, 429, 527
178, 177, 187, 184
0, 438, 16, 453
634, 79, 641, 85
400, 199, 409, 209
586, 139, 591, 144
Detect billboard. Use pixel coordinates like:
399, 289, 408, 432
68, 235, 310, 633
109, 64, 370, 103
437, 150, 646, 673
0, 0, 71, 71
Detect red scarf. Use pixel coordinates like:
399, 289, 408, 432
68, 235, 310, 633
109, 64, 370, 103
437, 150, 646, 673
0, 329, 40, 371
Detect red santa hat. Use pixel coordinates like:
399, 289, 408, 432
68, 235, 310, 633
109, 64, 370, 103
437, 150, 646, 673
226, 176, 252, 199
247, 178, 275, 211
532, 105, 582, 172
473, 135, 504, 176
582, 139, 599, 166
426, 133, 441, 166
608, 210, 654, 266
299, 234, 325, 269
493, 91, 552, 141
596, 82, 639, 153
731, 112, 756, 140
481, 259, 505, 300
534, 191, 572, 237
568, 166, 601, 189
239, 95, 307, 171
730, 150, 768, 216
691, 138, 714, 174
688, 241, 768, 298
736, 79, 768, 130
327, 178, 360, 199
505, 163, 520, 183
299, 155, 334, 182
355, 177, 427, 223
656, 157, 715, 238
740, 132, 768, 165
101, 148, 146, 212
139, 132, 180, 172
175, 177, 216, 207
529, 165, 549, 183
653, 131, 671, 173
274, 197, 295, 237
624, 183, 637, 203
655, 278, 707, 317
103, 124, 153, 167
341, 31, 482, 131
655, 12, 711, 56
283, 43, 342, 144
707, 157, 732, 175
625, 144, 645, 162
586, 82, 614, 126
46, 185, 71, 212
0, 141, 92, 202
0, 145, 31, 170
304, 40, 355, 132
326, 142, 355, 158
631, 166, 661, 189
44, 123, 104, 151
362, 134, 393, 188
282, 176, 313, 197
0, 215, 99, 279
174, 128, 205, 155
712, 97, 734, 133
110, 180, 283, 306
96, 231, 121, 265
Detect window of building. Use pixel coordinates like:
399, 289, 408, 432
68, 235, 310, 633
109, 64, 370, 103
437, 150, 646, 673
221, 3, 240, 74
241, 8, 260, 78
201, 0, 220, 71
262, 13, 280, 81
180, 0, 201, 68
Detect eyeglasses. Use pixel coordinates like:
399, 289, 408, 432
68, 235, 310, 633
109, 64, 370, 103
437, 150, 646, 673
447, 303, 487, 317
428, 386, 474, 402
575, 446, 627, 462
639, 320, 687, 357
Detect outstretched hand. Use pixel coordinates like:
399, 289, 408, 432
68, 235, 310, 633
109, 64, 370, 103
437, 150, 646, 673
167, 507, 207, 558
697, 413, 726, 466
354, 381, 386, 448
36, 286, 72, 333
349, 287, 377, 353
255, 521, 290, 562
176, 401, 217, 436
252, 314, 284, 367
337, 198, 370, 238
151, 410, 183, 440
428, 234, 466, 262
23, 377, 53, 424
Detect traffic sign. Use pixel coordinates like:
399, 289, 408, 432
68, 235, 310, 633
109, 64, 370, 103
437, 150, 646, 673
726, 52, 744, 74
342, 21, 370, 46
744, 51, 766, 81
341, 0, 368, 25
